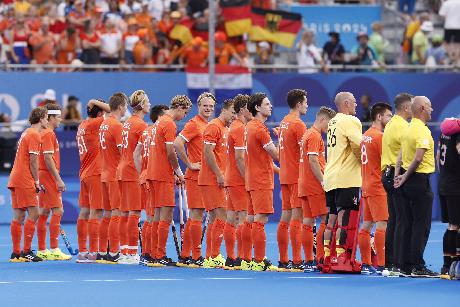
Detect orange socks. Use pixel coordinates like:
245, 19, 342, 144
277, 221, 289, 263
141, 221, 151, 256
157, 221, 170, 259
211, 219, 225, 258
358, 229, 371, 265
49, 214, 61, 249
375, 228, 386, 267
37, 215, 48, 251
316, 223, 326, 262
290, 219, 302, 264
77, 218, 88, 253
241, 222, 252, 261
224, 222, 236, 260
10, 220, 22, 254
108, 216, 120, 254
190, 220, 202, 260
119, 215, 129, 254
88, 218, 100, 253
205, 222, 214, 259
180, 220, 192, 258
252, 222, 266, 263
127, 215, 140, 254
151, 221, 159, 259
98, 217, 110, 253
23, 219, 35, 253
302, 225, 314, 262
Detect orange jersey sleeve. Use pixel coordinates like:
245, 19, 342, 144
119, 115, 148, 182
198, 118, 227, 186
146, 114, 177, 183
361, 127, 386, 197
245, 119, 274, 191
225, 119, 246, 187
77, 117, 104, 179
100, 116, 123, 182
38, 129, 60, 171
298, 127, 326, 197
179, 115, 207, 180
279, 114, 307, 184
8, 128, 41, 189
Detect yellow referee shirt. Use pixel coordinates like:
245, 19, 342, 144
401, 118, 435, 174
324, 113, 362, 192
381, 114, 409, 171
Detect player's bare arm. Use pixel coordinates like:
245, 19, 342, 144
308, 154, 324, 186
235, 149, 245, 178
133, 143, 142, 174
264, 142, 279, 161
204, 143, 224, 187
88, 99, 110, 113
166, 143, 184, 184
44, 153, 65, 192
394, 148, 426, 188
29, 153, 40, 191
174, 136, 200, 170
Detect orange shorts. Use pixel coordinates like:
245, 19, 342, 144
226, 185, 250, 212
79, 175, 103, 210
102, 181, 121, 210
10, 187, 38, 209
185, 179, 204, 209
200, 185, 226, 211
249, 189, 274, 215
39, 171, 62, 209
301, 193, 328, 219
120, 181, 142, 212
363, 195, 388, 222
149, 180, 175, 208
281, 184, 302, 210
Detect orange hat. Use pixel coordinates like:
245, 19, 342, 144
214, 31, 227, 42
192, 36, 203, 46
137, 28, 149, 38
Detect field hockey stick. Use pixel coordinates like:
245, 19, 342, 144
178, 185, 185, 249
138, 221, 143, 254
200, 211, 210, 244
60, 228, 78, 255
171, 220, 181, 258
182, 186, 190, 220
313, 224, 317, 256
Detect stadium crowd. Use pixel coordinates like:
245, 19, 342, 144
0, 0, 458, 70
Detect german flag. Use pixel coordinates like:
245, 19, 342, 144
220, 0, 252, 37
249, 8, 302, 48
169, 18, 194, 44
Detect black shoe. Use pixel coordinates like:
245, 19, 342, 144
224, 257, 236, 270
191, 256, 205, 268
440, 265, 450, 276
156, 256, 176, 267
96, 253, 108, 263
105, 253, 120, 264
411, 266, 439, 278
291, 261, 304, 272
234, 257, 242, 268
9, 252, 23, 262
176, 256, 192, 267
21, 250, 43, 262
278, 261, 292, 272
140, 254, 153, 266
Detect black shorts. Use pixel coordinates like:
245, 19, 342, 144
439, 195, 460, 225
444, 29, 460, 43
326, 188, 360, 215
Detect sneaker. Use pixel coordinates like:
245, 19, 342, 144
223, 257, 236, 270
240, 259, 252, 271
361, 264, 378, 275
252, 259, 278, 272
21, 250, 43, 262
455, 261, 460, 280
449, 261, 458, 280
96, 253, 108, 264
86, 252, 97, 263
117, 254, 128, 264
376, 266, 391, 276
304, 260, 319, 273
204, 255, 225, 269
388, 266, 403, 277
214, 254, 226, 268
440, 265, 451, 280
291, 262, 304, 272
411, 266, 439, 278
76, 252, 89, 263
234, 257, 242, 270
36, 249, 53, 261
49, 248, 72, 261
189, 256, 205, 268
156, 256, 176, 267
140, 254, 153, 266
9, 252, 24, 263
176, 256, 193, 268
105, 253, 120, 264
119, 254, 139, 265
277, 261, 292, 272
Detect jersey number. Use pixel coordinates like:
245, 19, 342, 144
77, 136, 88, 155
361, 144, 368, 165
99, 131, 106, 150
122, 131, 129, 149
439, 144, 447, 166
327, 128, 337, 148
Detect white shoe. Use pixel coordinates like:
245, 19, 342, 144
118, 254, 130, 265
76, 252, 89, 263
123, 254, 140, 265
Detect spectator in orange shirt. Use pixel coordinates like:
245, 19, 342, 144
181, 36, 208, 68
214, 31, 242, 65
80, 20, 101, 65
230, 43, 249, 67
156, 37, 171, 66
68, 0, 91, 32
26, 6, 41, 33
133, 28, 153, 67
57, 27, 80, 65
135, 1, 152, 29
158, 11, 174, 36
29, 18, 56, 65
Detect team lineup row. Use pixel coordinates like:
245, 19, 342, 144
7, 89, 460, 278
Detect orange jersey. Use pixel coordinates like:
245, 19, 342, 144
225, 118, 246, 187
8, 128, 41, 189
298, 127, 326, 197
245, 118, 274, 191
138, 125, 152, 184
178, 115, 207, 180
361, 126, 386, 197
278, 113, 307, 184
99, 115, 123, 183
198, 118, 228, 186
119, 115, 147, 182
146, 114, 177, 183
77, 117, 104, 180
38, 128, 60, 171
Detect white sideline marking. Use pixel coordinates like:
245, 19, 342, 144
134, 278, 184, 281
0, 282, 12, 284
287, 276, 343, 279
20, 280, 68, 283
201, 277, 254, 280
83, 279, 122, 282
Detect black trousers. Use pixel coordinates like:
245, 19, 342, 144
381, 167, 396, 267
396, 171, 433, 271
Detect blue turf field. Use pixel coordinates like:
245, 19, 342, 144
0, 222, 458, 307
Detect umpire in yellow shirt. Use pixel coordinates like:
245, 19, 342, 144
381, 93, 412, 273
394, 96, 438, 278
